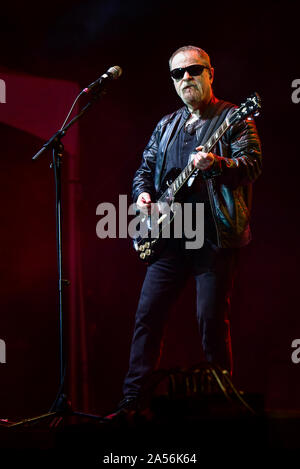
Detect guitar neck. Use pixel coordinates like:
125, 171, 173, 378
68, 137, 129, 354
171, 115, 231, 196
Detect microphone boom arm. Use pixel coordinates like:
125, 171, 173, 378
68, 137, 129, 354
32, 79, 111, 161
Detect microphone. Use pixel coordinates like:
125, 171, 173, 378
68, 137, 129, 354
82, 66, 122, 94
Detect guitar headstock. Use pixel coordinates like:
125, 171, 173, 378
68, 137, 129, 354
230, 92, 261, 125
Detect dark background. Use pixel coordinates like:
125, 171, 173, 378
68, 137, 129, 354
0, 0, 299, 418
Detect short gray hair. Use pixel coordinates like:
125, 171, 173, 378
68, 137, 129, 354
169, 46, 211, 70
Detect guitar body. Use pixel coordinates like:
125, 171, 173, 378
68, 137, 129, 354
133, 168, 185, 263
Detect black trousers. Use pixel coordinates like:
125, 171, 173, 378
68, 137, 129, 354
122, 238, 239, 399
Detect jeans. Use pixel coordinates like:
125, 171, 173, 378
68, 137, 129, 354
122, 238, 239, 399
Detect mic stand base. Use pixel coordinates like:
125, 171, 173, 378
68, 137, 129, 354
6, 396, 104, 428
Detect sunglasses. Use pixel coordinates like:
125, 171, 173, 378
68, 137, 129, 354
170, 64, 210, 81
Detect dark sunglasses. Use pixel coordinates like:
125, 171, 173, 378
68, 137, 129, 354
170, 64, 210, 81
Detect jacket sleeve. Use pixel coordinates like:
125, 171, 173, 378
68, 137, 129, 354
132, 122, 161, 202
202, 116, 262, 187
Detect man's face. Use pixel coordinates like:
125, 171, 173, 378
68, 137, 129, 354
170, 50, 214, 110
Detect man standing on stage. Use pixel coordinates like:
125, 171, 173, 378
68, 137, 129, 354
118, 45, 262, 411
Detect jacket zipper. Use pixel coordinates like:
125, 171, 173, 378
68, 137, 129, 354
206, 178, 221, 247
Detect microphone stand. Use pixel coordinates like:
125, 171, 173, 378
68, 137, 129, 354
8, 85, 109, 428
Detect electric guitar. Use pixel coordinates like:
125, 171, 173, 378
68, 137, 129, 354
133, 92, 261, 263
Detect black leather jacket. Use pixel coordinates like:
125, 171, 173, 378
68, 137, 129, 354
132, 97, 262, 248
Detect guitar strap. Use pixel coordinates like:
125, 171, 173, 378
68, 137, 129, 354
195, 99, 233, 148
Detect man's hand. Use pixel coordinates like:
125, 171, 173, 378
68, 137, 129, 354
136, 192, 152, 214
193, 145, 215, 170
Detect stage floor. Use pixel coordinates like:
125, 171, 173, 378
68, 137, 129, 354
1, 408, 300, 466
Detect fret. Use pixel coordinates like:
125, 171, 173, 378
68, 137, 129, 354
205, 139, 210, 149
221, 121, 228, 132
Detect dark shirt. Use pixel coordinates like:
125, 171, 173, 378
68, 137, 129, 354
162, 117, 217, 246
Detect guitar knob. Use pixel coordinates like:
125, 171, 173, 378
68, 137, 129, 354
140, 252, 146, 260
145, 249, 151, 256
145, 242, 150, 248
139, 244, 145, 251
